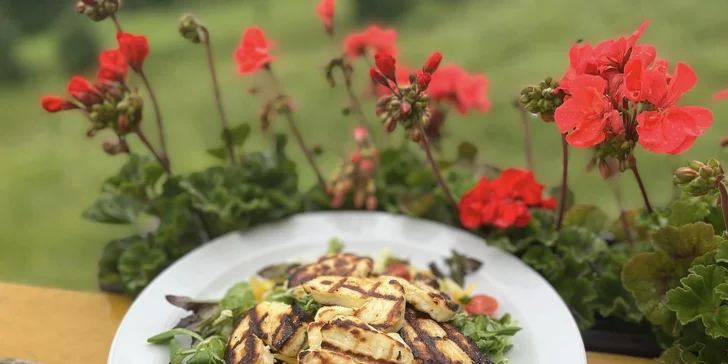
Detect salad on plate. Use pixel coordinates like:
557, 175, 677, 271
147, 240, 520, 364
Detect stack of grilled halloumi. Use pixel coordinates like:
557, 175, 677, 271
225, 253, 494, 364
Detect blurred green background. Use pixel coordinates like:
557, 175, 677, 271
1, 0, 727, 291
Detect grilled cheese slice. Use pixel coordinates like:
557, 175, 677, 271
385, 276, 459, 322
399, 309, 493, 364
300, 316, 416, 364
288, 253, 373, 287
303, 276, 406, 332
225, 301, 312, 364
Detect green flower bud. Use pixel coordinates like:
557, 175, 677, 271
708, 158, 720, 168
688, 160, 705, 171
699, 165, 714, 178
519, 95, 530, 104
674, 167, 699, 184
553, 98, 563, 107
544, 77, 553, 87
179, 13, 204, 44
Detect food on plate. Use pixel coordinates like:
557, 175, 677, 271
148, 240, 521, 364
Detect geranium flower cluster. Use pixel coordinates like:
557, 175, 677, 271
40, 31, 151, 140
328, 126, 379, 210
458, 169, 557, 230
371, 51, 443, 142
524, 20, 713, 156
234, 27, 276, 75
75, 0, 119, 22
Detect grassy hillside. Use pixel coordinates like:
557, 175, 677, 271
2, 0, 728, 291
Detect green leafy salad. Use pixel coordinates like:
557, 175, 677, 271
147, 240, 520, 364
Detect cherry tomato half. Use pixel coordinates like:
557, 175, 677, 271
385, 263, 411, 281
464, 294, 499, 316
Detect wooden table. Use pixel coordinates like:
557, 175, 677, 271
0, 282, 653, 364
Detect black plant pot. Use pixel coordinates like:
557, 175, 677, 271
581, 317, 662, 358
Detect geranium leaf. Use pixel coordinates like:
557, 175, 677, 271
656, 344, 700, 364
82, 193, 145, 224
697, 337, 728, 363
651, 223, 719, 273
548, 185, 574, 211
118, 238, 167, 296
226, 122, 251, 146
563, 204, 608, 233
666, 264, 728, 338
456, 142, 478, 163
668, 198, 711, 227
521, 245, 561, 279
205, 147, 227, 160
97, 235, 143, 293
716, 240, 728, 263
621, 251, 679, 326
555, 226, 608, 264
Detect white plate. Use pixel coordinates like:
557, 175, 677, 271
108, 211, 586, 364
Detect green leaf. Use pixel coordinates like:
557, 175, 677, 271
147, 327, 204, 343
555, 226, 608, 264
551, 273, 599, 329
456, 142, 478, 163
448, 313, 520, 364
262, 287, 294, 304
622, 251, 679, 326
221, 282, 257, 315
652, 223, 720, 273
118, 238, 167, 296
205, 147, 227, 160
562, 204, 608, 233
716, 240, 728, 263
101, 153, 164, 195
227, 123, 251, 146
697, 337, 728, 363
666, 264, 728, 338
548, 185, 574, 211
187, 337, 226, 364
154, 194, 208, 260
97, 235, 143, 293
669, 198, 711, 227
327, 238, 344, 254
656, 344, 700, 364
398, 193, 437, 217
169, 338, 189, 364
521, 245, 561, 279
83, 193, 145, 224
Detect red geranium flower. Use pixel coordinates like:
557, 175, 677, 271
41, 96, 78, 113
554, 74, 623, 148
343, 25, 398, 59
636, 63, 713, 154
427, 65, 491, 114
67, 76, 101, 106
458, 169, 556, 230
117, 32, 149, 72
234, 26, 276, 75
373, 64, 413, 96
714, 89, 728, 100
316, 0, 335, 35
97, 49, 128, 83
374, 51, 397, 81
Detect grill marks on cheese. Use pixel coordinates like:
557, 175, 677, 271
303, 276, 406, 333
385, 276, 460, 322
225, 301, 312, 364
299, 316, 416, 364
288, 253, 374, 287
399, 309, 494, 364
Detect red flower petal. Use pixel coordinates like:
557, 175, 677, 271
316, 0, 335, 34
663, 62, 697, 106
97, 49, 128, 83
41, 96, 78, 113
713, 89, 728, 101
235, 26, 275, 75
117, 32, 149, 72
374, 51, 397, 81
423, 52, 442, 74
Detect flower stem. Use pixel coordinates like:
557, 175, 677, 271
283, 111, 327, 188
556, 134, 569, 231
201, 27, 236, 166
111, 14, 123, 32
264, 66, 327, 188
138, 69, 171, 171
340, 61, 376, 139
516, 99, 534, 170
630, 158, 654, 214
717, 167, 728, 235
136, 130, 171, 174
417, 123, 456, 206
611, 176, 634, 245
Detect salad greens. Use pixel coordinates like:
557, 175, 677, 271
449, 313, 521, 364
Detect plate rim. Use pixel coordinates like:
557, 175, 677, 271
108, 210, 587, 364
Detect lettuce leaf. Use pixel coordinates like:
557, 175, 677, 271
448, 313, 521, 364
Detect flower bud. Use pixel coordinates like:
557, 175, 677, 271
384, 118, 397, 133
354, 190, 366, 208
331, 192, 345, 208
399, 101, 412, 117
351, 151, 362, 164
410, 128, 423, 143
708, 158, 720, 169
374, 51, 397, 81
674, 167, 699, 183
369, 67, 389, 86
599, 161, 612, 180
416, 71, 432, 90
688, 160, 706, 171
360, 159, 374, 175
366, 195, 377, 211
422, 52, 442, 74
376, 95, 390, 107
699, 165, 714, 178
179, 13, 204, 44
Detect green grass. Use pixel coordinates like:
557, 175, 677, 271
2, 0, 728, 291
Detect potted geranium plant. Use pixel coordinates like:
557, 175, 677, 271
39, 0, 728, 362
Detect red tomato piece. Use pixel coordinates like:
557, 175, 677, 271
464, 294, 499, 316
385, 263, 411, 281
